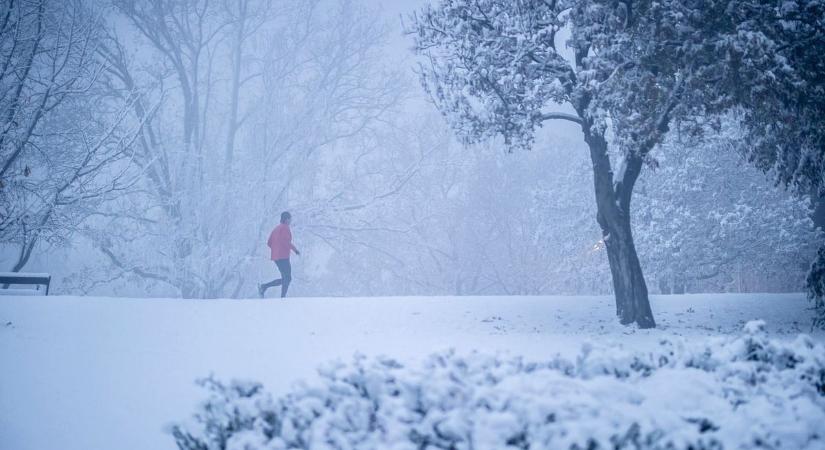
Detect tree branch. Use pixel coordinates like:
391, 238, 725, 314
540, 112, 583, 125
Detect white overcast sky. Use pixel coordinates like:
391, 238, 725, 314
369, 0, 428, 61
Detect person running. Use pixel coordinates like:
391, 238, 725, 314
259, 211, 300, 298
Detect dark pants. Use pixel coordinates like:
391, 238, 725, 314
262, 259, 291, 298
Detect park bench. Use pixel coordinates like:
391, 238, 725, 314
0, 272, 51, 295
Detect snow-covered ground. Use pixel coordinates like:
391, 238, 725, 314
0, 294, 822, 450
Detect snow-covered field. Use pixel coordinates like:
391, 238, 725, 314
1, 294, 822, 450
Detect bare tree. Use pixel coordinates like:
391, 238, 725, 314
84, 0, 406, 298
0, 0, 144, 274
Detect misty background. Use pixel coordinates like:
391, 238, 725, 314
0, 0, 819, 299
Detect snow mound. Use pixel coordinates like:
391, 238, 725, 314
171, 321, 825, 450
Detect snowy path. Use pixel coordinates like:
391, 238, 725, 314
0, 293, 820, 450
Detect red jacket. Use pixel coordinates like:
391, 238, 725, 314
267, 223, 296, 260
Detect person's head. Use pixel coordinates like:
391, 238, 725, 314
280, 211, 292, 224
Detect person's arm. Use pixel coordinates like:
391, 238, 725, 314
287, 227, 300, 255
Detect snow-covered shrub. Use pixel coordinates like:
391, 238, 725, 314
172, 322, 825, 450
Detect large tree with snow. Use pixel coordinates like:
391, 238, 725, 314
717, 1, 825, 326
637, 0, 825, 325
408, 0, 715, 327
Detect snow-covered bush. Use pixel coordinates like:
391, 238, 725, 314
172, 322, 825, 450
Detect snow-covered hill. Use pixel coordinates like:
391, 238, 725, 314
1, 294, 822, 450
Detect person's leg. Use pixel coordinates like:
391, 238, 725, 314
275, 259, 292, 298
260, 278, 282, 292
260, 261, 285, 296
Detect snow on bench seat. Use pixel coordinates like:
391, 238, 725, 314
0, 272, 51, 295
0, 272, 51, 279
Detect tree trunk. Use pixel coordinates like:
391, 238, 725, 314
224, 0, 247, 174
658, 277, 671, 294
2, 238, 37, 288
810, 187, 825, 231
10, 238, 36, 272
582, 122, 656, 328
672, 276, 685, 294
602, 213, 655, 326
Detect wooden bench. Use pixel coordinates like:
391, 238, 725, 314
0, 272, 51, 295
